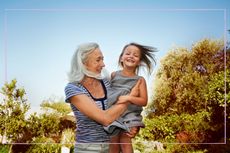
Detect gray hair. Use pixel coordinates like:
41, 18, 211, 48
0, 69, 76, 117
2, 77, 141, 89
68, 42, 108, 83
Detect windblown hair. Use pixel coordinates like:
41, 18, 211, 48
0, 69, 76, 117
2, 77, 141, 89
118, 42, 157, 75
67, 42, 103, 83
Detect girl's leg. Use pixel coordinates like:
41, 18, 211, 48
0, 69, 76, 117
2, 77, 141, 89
120, 131, 133, 153
109, 134, 121, 153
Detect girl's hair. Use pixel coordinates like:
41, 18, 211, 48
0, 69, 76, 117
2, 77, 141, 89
67, 42, 106, 83
118, 42, 157, 75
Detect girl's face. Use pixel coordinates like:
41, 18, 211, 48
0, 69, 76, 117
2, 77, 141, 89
120, 45, 141, 69
84, 48, 105, 74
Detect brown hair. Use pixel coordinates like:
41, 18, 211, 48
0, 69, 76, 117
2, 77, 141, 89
118, 42, 157, 75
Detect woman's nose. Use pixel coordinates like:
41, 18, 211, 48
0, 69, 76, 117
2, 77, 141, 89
101, 61, 105, 67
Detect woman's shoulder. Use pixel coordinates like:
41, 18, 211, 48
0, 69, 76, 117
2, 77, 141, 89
64, 82, 86, 102
65, 82, 85, 95
101, 78, 110, 87
65, 82, 81, 89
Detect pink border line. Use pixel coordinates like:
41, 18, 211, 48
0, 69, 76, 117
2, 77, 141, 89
3, 8, 227, 145
4, 8, 225, 11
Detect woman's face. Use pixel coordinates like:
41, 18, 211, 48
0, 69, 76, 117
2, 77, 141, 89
84, 48, 105, 74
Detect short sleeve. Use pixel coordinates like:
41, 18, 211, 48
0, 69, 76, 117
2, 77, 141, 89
102, 78, 111, 89
64, 83, 86, 103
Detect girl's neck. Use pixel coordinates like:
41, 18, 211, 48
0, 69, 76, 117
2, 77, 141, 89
121, 68, 137, 77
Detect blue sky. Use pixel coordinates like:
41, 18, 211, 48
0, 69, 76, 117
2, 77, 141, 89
0, 0, 229, 111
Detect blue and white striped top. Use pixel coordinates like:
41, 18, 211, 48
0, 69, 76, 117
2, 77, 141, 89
65, 79, 110, 143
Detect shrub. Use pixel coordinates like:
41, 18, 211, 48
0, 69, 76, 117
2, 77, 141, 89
26, 136, 61, 153
134, 111, 211, 152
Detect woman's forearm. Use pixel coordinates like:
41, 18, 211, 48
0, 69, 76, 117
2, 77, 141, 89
69, 94, 128, 126
102, 103, 127, 126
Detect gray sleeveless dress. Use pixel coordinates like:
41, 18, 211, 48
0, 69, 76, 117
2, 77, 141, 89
104, 71, 145, 136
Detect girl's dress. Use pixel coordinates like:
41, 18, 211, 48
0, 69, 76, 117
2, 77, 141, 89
104, 71, 145, 136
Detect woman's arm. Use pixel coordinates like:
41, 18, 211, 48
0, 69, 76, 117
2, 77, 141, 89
118, 77, 148, 106
69, 95, 128, 126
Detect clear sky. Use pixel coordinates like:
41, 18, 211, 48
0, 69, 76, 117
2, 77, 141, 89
0, 0, 229, 112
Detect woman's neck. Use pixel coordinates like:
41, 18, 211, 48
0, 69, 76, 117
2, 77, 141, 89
80, 76, 104, 98
81, 76, 98, 85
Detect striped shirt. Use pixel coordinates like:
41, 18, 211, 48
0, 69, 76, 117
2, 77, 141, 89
65, 79, 110, 143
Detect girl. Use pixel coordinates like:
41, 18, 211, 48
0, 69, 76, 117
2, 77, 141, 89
104, 42, 157, 153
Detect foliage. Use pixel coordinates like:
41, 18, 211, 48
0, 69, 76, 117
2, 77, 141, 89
26, 136, 61, 153
160, 144, 208, 153
133, 140, 208, 153
25, 98, 75, 144
0, 79, 76, 152
0, 79, 30, 143
60, 128, 75, 148
135, 111, 210, 143
202, 69, 230, 145
27, 113, 61, 141
204, 69, 230, 119
141, 38, 229, 153
40, 98, 72, 116
0, 144, 9, 153
150, 39, 224, 115
134, 111, 211, 153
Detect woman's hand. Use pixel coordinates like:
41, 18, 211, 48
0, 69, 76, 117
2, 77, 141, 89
117, 95, 131, 104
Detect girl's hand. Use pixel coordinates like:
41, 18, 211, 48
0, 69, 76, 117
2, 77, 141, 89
125, 127, 140, 138
130, 79, 142, 97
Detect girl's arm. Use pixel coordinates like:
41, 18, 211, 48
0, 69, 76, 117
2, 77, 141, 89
69, 95, 129, 126
118, 77, 148, 106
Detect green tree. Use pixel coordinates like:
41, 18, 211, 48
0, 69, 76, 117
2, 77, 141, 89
205, 69, 230, 118
60, 128, 75, 149
138, 38, 229, 152
40, 98, 75, 133
149, 39, 224, 115
27, 113, 61, 141
0, 80, 75, 152
26, 99, 75, 144
203, 69, 230, 145
40, 98, 72, 116
26, 136, 61, 153
0, 79, 30, 152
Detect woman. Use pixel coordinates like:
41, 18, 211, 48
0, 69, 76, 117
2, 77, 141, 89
65, 42, 139, 153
